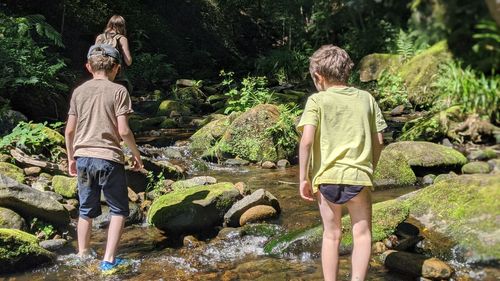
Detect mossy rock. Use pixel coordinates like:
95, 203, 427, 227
0, 228, 55, 274
147, 182, 240, 236
385, 141, 467, 174
51, 175, 77, 198
406, 174, 500, 263
0, 207, 26, 230
264, 198, 409, 255
189, 113, 240, 155
399, 41, 452, 107
359, 53, 403, 82
434, 172, 458, 184
373, 149, 417, 188
156, 100, 191, 116
0, 162, 25, 184
461, 162, 492, 174
40, 125, 65, 146
160, 118, 178, 129
216, 104, 282, 162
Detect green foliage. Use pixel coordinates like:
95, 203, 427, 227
375, 71, 410, 110
220, 71, 276, 114
433, 61, 499, 122
472, 20, 500, 72
255, 45, 312, 83
265, 105, 302, 157
0, 122, 63, 161
29, 218, 55, 239
146, 171, 166, 197
127, 53, 178, 91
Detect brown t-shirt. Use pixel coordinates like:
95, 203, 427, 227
68, 79, 133, 164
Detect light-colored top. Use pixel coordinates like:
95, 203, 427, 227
68, 79, 133, 164
297, 86, 387, 192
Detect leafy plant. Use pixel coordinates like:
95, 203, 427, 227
265, 104, 302, 158
146, 171, 166, 197
221, 71, 276, 114
127, 52, 178, 91
30, 218, 55, 239
472, 20, 500, 72
375, 71, 410, 110
255, 46, 312, 83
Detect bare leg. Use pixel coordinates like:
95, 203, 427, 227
317, 192, 343, 281
77, 217, 93, 256
103, 215, 126, 263
345, 187, 372, 281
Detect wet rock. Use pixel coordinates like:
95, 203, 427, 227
43, 191, 64, 202
156, 100, 191, 117
394, 235, 423, 251
461, 161, 492, 174
224, 189, 280, 227
374, 149, 417, 187
128, 187, 139, 202
276, 159, 290, 168
0, 229, 55, 274
225, 159, 250, 166
23, 166, 41, 176
441, 138, 453, 148
467, 148, 497, 161
382, 250, 453, 279
31, 176, 51, 192
234, 182, 251, 196
39, 238, 67, 252
390, 105, 406, 116
0, 207, 26, 230
66, 198, 79, 207
261, 161, 276, 169
0, 162, 25, 184
171, 176, 217, 190
183, 235, 202, 248
239, 205, 278, 226
421, 174, 436, 185
488, 158, 500, 172
433, 172, 458, 184
240, 223, 282, 238
63, 204, 78, 219
52, 175, 77, 198
93, 203, 143, 229
189, 112, 241, 156
0, 174, 69, 227
148, 183, 240, 236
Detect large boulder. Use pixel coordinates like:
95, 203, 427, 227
359, 54, 403, 82
385, 141, 467, 175
0, 174, 70, 227
156, 100, 191, 117
0, 207, 26, 230
171, 176, 217, 190
0, 228, 55, 274
147, 182, 241, 236
51, 175, 78, 198
189, 113, 240, 155
373, 149, 417, 187
406, 174, 500, 263
264, 198, 409, 256
0, 162, 25, 184
224, 188, 281, 227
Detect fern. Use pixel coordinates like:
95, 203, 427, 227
396, 29, 415, 61
24, 14, 64, 47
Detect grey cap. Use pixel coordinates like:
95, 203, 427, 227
87, 44, 121, 61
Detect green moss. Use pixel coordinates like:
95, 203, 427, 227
40, 126, 65, 146
51, 175, 77, 198
0, 228, 54, 273
373, 150, 417, 187
385, 141, 467, 168
156, 100, 191, 116
359, 53, 403, 82
190, 115, 232, 154
461, 162, 492, 174
0, 162, 25, 183
407, 174, 500, 262
398, 106, 463, 141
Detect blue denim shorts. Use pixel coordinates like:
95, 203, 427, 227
319, 184, 365, 204
76, 157, 129, 219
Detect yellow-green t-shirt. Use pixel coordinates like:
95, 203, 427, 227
297, 86, 387, 193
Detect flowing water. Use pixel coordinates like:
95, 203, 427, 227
3, 137, 499, 280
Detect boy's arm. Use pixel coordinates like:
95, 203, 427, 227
372, 132, 384, 170
117, 115, 143, 170
299, 124, 316, 201
65, 115, 77, 176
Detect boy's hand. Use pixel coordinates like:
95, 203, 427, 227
131, 154, 143, 171
299, 180, 315, 201
68, 159, 77, 176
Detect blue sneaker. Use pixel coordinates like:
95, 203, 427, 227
100, 258, 130, 275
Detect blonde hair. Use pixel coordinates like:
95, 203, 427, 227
309, 45, 354, 83
88, 50, 119, 73
104, 15, 127, 36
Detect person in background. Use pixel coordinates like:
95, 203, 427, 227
297, 45, 386, 281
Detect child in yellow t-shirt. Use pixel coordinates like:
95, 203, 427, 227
297, 45, 386, 281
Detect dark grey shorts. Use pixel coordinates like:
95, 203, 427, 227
319, 184, 365, 204
76, 157, 129, 219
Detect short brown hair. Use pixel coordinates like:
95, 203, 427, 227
88, 50, 119, 73
309, 45, 354, 83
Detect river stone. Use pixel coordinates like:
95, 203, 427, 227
44, 191, 64, 203
276, 159, 290, 168
142, 158, 185, 179
31, 176, 51, 192
261, 161, 276, 169
406, 174, 500, 263
234, 182, 251, 196
264, 198, 409, 256
433, 172, 457, 184
51, 175, 78, 198
63, 204, 78, 219
93, 203, 143, 229
23, 167, 41, 176
385, 141, 467, 174
189, 113, 240, 155
0, 162, 25, 184
148, 182, 240, 236
0, 174, 69, 227
171, 176, 217, 190
39, 238, 67, 252
468, 148, 497, 161
156, 100, 191, 117
224, 189, 281, 227
225, 159, 250, 166
239, 205, 278, 226
0, 207, 26, 230
382, 250, 452, 278
0, 229, 55, 274
488, 159, 500, 172
373, 149, 417, 187
461, 161, 492, 174
128, 187, 139, 202
421, 174, 436, 185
